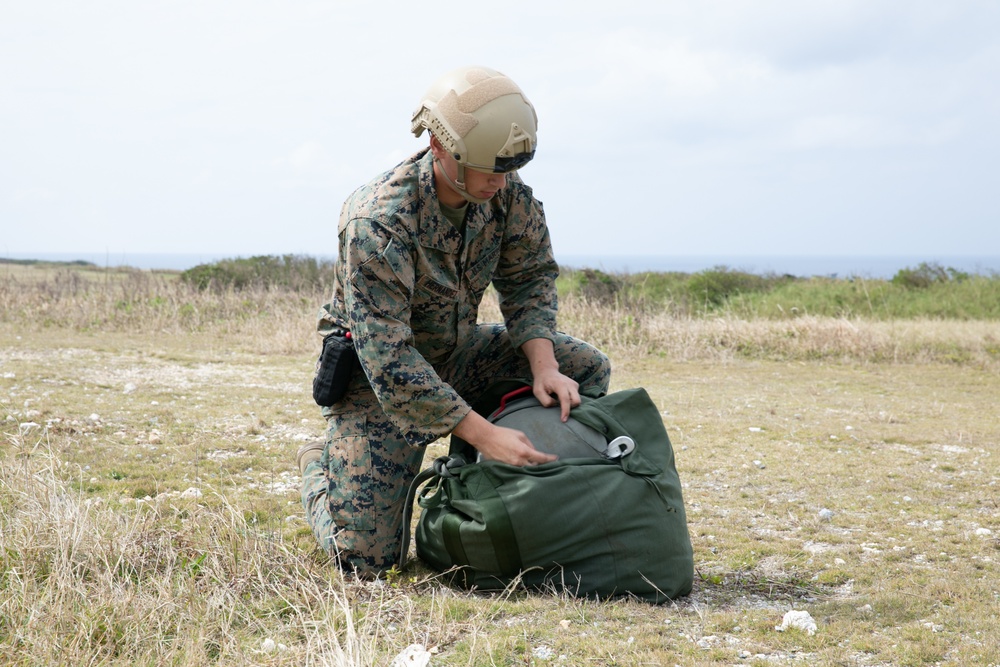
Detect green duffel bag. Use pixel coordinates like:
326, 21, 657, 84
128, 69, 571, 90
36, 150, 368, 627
401, 382, 693, 603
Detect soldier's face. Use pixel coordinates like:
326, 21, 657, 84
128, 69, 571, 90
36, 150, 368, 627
460, 164, 507, 200
430, 136, 507, 206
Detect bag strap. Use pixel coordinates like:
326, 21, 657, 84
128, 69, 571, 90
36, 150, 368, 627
459, 465, 523, 576
398, 456, 466, 569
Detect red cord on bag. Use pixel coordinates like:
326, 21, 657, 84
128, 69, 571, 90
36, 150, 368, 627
493, 386, 534, 416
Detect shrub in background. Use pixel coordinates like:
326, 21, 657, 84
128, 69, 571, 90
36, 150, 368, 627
891, 262, 969, 289
686, 266, 791, 309
181, 254, 336, 292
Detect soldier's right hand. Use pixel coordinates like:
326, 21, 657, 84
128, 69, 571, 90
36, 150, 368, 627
452, 411, 557, 466
475, 425, 558, 466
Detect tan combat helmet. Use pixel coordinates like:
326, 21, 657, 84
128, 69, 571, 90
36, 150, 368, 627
411, 66, 537, 203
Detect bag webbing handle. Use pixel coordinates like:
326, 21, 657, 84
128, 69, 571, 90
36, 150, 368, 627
399, 463, 442, 569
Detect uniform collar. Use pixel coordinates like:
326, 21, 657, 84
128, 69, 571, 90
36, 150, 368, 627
416, 150, 491, 253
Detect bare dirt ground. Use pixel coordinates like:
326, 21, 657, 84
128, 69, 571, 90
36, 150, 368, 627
2, 329, 999, 665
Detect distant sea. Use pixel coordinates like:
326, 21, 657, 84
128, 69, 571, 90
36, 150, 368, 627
3, 252, 999, 280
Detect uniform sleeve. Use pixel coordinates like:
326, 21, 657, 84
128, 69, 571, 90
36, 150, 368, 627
491, 187, 560, 349
341, 217, 471, 447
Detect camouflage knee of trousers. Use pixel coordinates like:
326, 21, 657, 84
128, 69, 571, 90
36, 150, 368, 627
550, 331, 611, 397
440, 326, 612, 400
301, 393, 425, 575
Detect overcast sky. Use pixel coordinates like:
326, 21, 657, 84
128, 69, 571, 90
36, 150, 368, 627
2, 1, 998, 263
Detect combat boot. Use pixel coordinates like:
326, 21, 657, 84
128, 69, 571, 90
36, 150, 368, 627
296, 440, 326, 475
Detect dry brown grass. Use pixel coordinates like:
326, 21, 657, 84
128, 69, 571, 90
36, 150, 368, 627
0, 267, 315, 355
505, 293, 1000, 369
5, 268, 1000, 367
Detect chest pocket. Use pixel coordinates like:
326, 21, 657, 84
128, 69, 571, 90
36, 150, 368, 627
465, 243, 501, 295
410, 274, 459, 360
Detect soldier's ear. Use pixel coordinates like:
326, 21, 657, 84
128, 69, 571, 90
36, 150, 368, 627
429, 134, 447, 160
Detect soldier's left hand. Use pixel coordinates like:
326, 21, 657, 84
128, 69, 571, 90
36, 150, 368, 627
532, 368, 581, 423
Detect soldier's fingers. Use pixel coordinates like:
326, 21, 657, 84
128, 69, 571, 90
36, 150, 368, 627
558, 383, 581, 421
526, 449, 557, 465
533, 384, 556, 407
559, 390, 572, 422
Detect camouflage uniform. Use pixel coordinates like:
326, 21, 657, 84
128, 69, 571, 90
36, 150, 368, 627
301, 148, 611, 574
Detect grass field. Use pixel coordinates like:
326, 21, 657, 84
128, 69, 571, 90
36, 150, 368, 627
2, 264, 999, 665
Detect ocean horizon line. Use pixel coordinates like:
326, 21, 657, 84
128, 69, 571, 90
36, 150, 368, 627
3, 251, 999, 280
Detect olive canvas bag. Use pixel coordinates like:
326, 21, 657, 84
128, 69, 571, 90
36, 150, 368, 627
401, 382, 694, 603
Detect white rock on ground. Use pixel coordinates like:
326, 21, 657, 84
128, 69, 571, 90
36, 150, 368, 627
775, 610, 817, 635
532, 646, 556, 660
390, 644, 432, 667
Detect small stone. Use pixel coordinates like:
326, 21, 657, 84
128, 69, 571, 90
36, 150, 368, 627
818, 508, 835, 521
975, 528, 992, 536
261, 638, 276, 652
123, 383, 137, 394
775, 610, 817, 635
532, 645, 556, 660
391, 644, 432, 667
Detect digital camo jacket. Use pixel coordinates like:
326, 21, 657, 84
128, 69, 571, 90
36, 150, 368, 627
320, 148, 559, 447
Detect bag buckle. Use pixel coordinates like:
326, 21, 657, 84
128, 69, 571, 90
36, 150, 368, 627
605, 436, 635, 459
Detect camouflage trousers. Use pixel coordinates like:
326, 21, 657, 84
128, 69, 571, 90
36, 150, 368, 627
300, 324, 611, 575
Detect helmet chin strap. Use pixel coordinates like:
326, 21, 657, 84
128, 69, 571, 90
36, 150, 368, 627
436, 158, 492, 205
